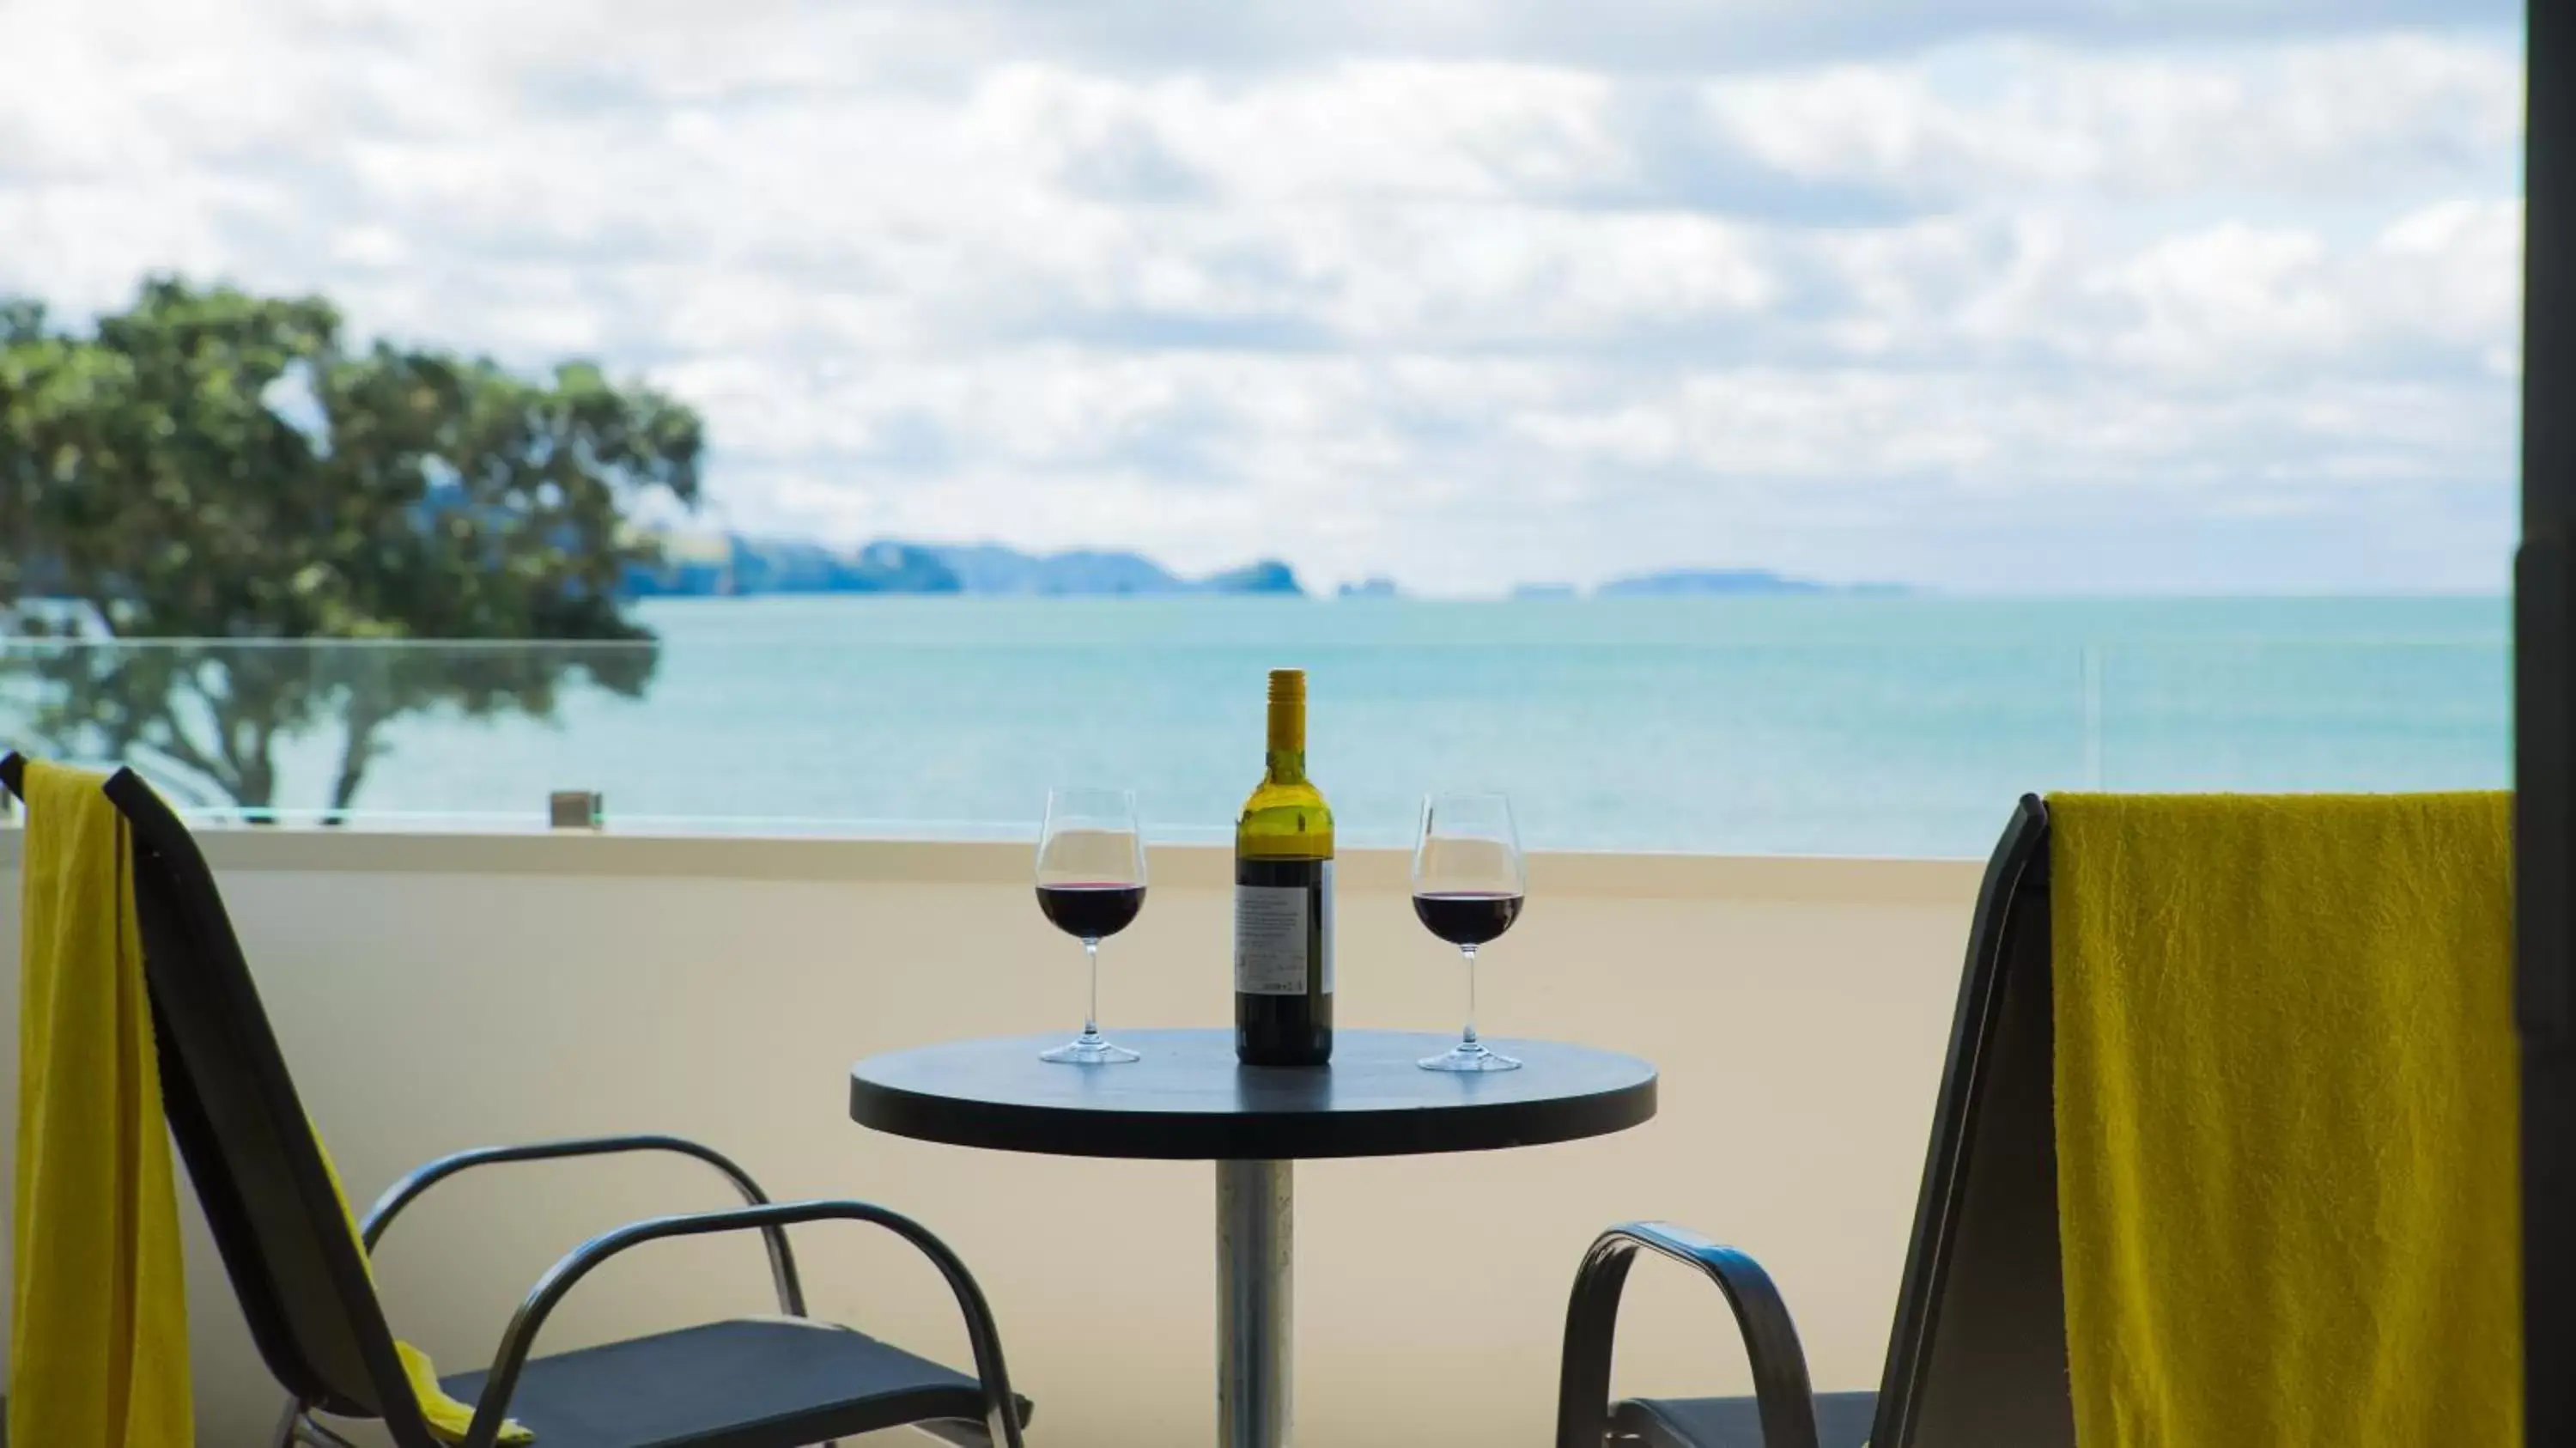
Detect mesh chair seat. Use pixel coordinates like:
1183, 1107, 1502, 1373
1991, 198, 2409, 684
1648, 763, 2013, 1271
1612, 1391, 1878, 1448
436, 1318, 1031, 1448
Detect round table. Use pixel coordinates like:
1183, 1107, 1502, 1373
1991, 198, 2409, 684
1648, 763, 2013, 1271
848, 1027, 1657, 1448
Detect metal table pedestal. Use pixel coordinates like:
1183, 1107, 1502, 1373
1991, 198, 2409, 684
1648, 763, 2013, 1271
1218, 1159, 1292, 1448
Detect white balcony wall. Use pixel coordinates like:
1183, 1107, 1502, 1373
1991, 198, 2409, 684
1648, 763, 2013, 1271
0, 830, 1981, 1445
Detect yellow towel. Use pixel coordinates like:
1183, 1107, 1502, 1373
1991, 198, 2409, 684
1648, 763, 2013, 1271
12, 760, 195, 1447
2050, 793, 2520, 1448
10, 763, 530, 1445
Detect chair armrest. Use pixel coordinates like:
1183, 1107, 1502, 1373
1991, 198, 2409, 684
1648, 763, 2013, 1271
1557, 1221, 1821, 1448
456, 1200, 1025, 1448
362, 1135, 805, 1317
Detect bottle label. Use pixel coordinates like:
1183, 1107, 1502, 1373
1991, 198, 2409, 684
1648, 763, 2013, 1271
1235, 861, 1333, 996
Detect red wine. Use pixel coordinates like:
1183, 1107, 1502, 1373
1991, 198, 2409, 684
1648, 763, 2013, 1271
1413, 891, 1522, 947
1036, 883, 1145, 940
1235, 855, 1333, 1066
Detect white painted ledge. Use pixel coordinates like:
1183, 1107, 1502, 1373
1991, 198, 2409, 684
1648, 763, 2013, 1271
0, 823, 1980, 901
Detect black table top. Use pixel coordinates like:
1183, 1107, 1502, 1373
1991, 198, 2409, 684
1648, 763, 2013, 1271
848, 1028, 1657, 1161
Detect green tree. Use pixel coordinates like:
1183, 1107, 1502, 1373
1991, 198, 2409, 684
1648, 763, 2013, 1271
0, 277, 701, 817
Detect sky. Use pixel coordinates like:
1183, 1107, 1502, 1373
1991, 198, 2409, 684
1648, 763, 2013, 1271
0, 1, 2528, 595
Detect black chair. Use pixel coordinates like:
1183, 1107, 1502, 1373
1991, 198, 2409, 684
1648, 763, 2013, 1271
1556, 796, 2067, 1448
1, 754, 1034, 1448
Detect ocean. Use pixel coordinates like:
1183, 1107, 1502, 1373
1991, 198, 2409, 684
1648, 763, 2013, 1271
9, 594, 2512, 858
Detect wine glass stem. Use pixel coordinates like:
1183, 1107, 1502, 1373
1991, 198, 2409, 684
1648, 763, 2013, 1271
1084, 938, 1102, 1038
1460, 943, 1479, 1048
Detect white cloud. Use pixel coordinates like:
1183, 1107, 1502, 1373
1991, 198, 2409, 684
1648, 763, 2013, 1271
917, 0, 2514, 75
0, 0, 2525, 593
1701, 36, 2521, 202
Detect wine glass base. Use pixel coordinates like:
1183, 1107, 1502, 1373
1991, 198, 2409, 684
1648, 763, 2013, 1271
1419, 1042, 1521, 1073
1041, 1036, 1141, 1065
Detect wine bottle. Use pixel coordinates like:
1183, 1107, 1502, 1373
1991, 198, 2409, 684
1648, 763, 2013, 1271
1234, 667, 1334, 1065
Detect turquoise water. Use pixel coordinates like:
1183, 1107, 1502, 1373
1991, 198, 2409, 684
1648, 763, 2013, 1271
5, 595, 2512, 857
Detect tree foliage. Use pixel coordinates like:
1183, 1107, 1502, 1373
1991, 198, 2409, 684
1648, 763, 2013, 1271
0, 277, 701, 814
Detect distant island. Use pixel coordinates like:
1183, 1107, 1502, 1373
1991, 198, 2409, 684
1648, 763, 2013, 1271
1592, 568, 1908, 598
1514, 569, 1907, 599
624, 533, 1306, 598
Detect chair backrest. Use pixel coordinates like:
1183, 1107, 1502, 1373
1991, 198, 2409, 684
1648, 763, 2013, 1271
1868, 796, 2077, 1448
2, 755, 438, 1445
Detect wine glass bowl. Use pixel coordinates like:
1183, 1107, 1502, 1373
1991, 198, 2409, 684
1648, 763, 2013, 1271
1036, 787, 1146, 1064
1413, 791, 1526, 1072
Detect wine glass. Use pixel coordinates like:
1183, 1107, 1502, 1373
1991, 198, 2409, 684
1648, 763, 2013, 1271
1412, 791, 1527, 1072
1035, 787, 1147, 1064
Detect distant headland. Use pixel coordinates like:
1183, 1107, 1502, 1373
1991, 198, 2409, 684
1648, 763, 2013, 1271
625, 534, 1305, 598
